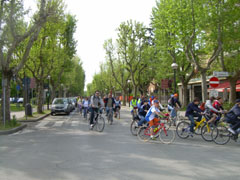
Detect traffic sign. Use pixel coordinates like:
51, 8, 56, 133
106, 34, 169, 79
16, 85, 20, 91
210, 89, 219, 98
209, 77, 219, 88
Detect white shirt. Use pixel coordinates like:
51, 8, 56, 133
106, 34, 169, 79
145, 106, 160, 122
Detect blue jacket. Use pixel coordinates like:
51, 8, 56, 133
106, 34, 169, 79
185, 102, 203, 117
225, 104, 240, 121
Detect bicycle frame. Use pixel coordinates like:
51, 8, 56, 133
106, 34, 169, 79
194, 116, 208, 131
143, 121, 168, 137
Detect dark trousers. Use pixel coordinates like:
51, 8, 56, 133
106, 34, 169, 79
232, 120, 240, 131
187, 113, 202, 133
90, 107, 98, 125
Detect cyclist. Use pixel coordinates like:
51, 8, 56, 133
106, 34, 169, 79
105, 93, 115, 119
145, 100, 166, 139
225, 99, 240, 134
185, 97, 203, 135
169, 93, 181, 125
130, 97, 138, 117
137, 100, 150, 127
82, 97, 90, 118
89, 91, 104, 128
114, 96, 121, 118
77, 97, 82, 114
205, 96, 222, 124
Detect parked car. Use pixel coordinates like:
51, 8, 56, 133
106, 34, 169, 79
51, 98, 71, 115
17, 98, 24, 103
68, 98, 75, 112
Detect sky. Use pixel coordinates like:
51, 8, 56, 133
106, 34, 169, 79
24, 0, 157, 89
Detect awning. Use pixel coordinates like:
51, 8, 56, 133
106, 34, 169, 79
208, 80, 240, 92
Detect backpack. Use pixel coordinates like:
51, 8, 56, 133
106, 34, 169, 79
200, 102, 205, 111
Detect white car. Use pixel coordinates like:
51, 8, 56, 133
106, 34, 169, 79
17, 98, 24, 103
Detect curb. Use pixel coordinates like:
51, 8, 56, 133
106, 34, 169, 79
18, 113, 50, 123
0, 124, 27, 135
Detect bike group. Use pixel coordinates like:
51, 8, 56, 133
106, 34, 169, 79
76, 90, 240, 146
76, 91, 122, 132
130, 94, 240, 145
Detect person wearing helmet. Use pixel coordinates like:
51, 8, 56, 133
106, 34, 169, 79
145, 100, 166, 139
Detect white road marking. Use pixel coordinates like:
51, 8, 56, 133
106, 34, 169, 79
71, 121, 79, 127
53, 121, 64, 127
36, 121, 49, 128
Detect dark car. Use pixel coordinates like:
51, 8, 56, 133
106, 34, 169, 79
51, 98, 71, 115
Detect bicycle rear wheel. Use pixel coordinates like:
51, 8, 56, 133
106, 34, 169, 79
137, 126, 151, 142
201, 123, 213, 142
130, 119, 139, 136
96, 116, 105, 132
159, 128, 175, 144
211, 124, 230, 145
176, 121, 190, 139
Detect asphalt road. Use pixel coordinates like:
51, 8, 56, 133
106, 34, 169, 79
0, 107, 240, 180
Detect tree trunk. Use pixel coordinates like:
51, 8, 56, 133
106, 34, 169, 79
51, 87, 56, 102
229, 78, 237, 104
1, 72, 11, 123
122, 89, 126, 106
37, 81, 44, 113
182, 83, 188, 107
133, 85, 137, 97
200, 70, 208, 102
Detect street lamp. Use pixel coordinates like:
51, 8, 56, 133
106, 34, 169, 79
127, 80, 131, 107
47, 75, 50, 110
171, 63, 178, 93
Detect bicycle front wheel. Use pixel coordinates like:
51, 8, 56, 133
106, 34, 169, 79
176, 121, 190, 139
130, 120, 139, 136
201, 123, 213, 142
159, 128, 175, 144
211, 125, 230, 145
137, 126, 151, 142
96, 116, 105, 132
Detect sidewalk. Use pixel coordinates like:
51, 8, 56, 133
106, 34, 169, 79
11, 105, 48, 119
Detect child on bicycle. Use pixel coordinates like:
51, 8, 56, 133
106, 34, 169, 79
145, 100, 166, 139
185, 97, 203, 135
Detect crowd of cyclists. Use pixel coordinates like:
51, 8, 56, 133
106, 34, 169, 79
76, 90, 240, 143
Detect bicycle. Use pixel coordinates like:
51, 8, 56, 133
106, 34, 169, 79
211, 120, 240, 145
89, 109, 105, 132
132, 107, 138, 120
176, 114, 211, 140
115, 106, 120, 119
130, 115, 141, 136
137, 118, 175, 144
107, 107, 114, 125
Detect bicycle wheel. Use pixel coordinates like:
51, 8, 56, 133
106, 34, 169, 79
201, 123, 213, 142
159, 128, 175, 144
130, 120, 139, 136
176, 121, 190, 139
137, 126, 151, 142
211, 125, 230, 145
96, 116, 105, 132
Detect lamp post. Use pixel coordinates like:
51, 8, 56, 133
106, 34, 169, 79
127, 80, 131, 107
47, 75, 50, 110
171, 63, 178, 93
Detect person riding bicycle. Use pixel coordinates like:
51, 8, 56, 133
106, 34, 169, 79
225, 99, 240, 134
82, 97, 90, 118
105, 93, 115, 118
137, 100, 150, 127
130, 97, 138, 116
169, 93, 181, 125
145, 100, 166, 139
90, 90, 104, 128
205, 96, 222, 125
185, 97, 203, 135
114, 96, 121, 118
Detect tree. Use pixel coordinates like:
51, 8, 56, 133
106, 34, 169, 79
0, 0, 58, 122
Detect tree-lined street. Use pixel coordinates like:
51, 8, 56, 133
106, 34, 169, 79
0, 109, 239, 180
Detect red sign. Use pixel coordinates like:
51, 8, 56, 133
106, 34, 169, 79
209, 77, 219, 88
161, 79, 169, 89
